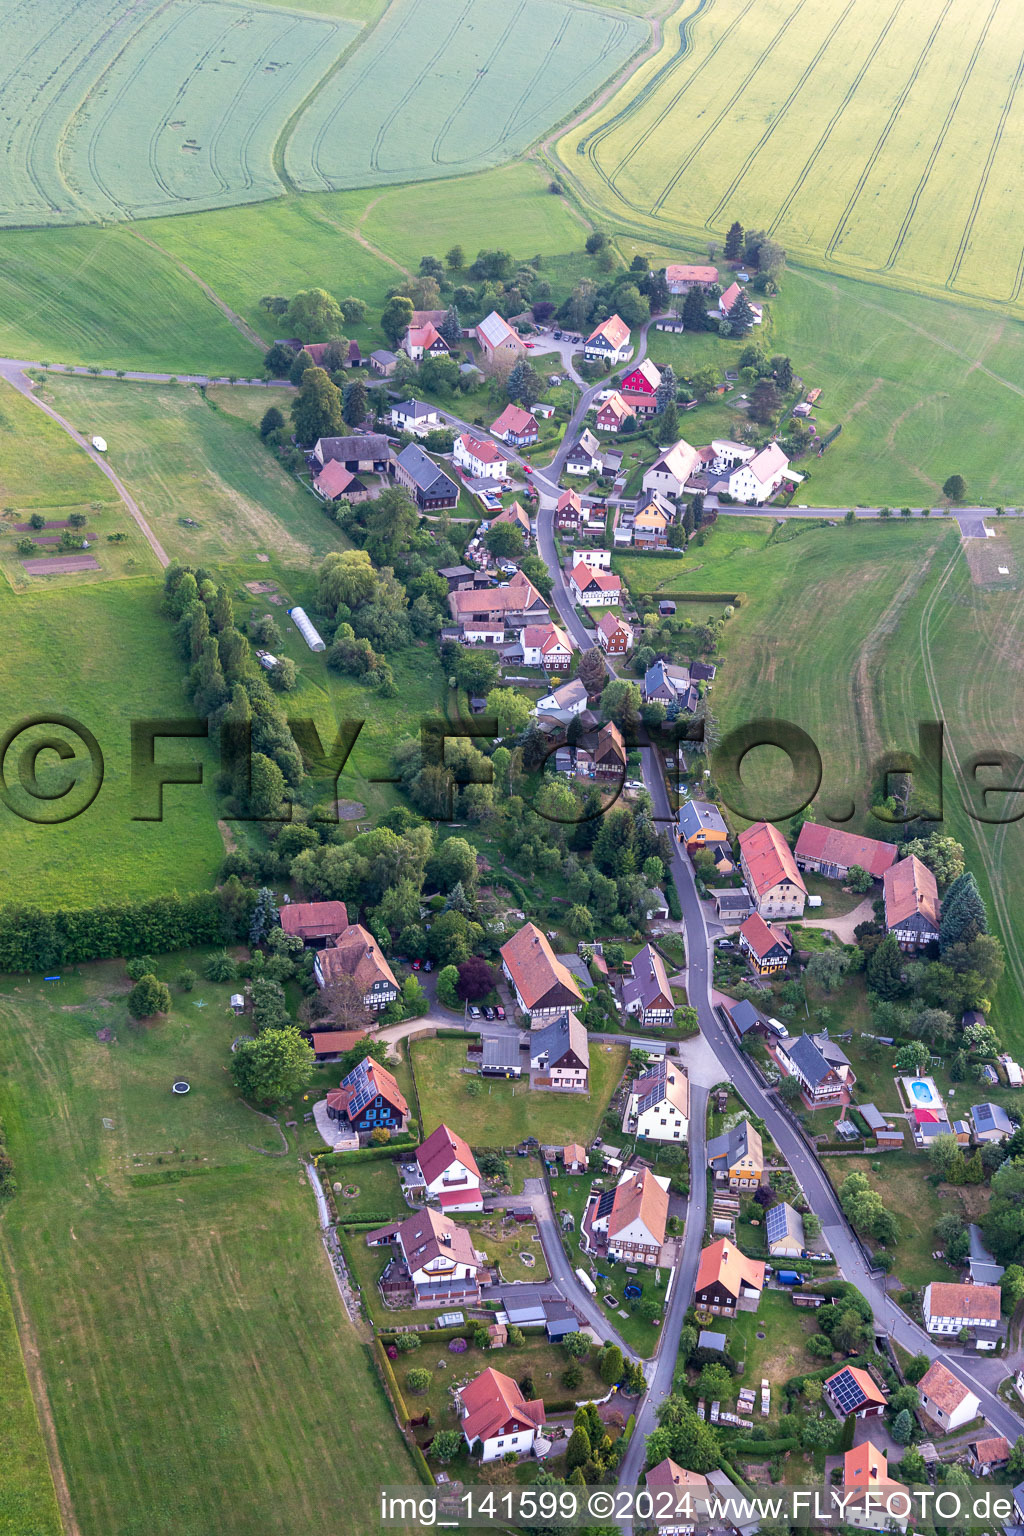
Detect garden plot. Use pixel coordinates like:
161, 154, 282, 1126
286, 0, 645, 190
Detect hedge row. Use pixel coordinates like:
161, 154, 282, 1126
0, 889, 256, 971
317, 1134, 418, 1168
374, 1337, 411, 1425
409, 1440, 433, 1487
728, 1436, 799, 1457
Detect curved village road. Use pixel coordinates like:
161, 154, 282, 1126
638, 743, 1024, 1445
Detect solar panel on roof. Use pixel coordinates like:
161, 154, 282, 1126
765, 1205, 786, 1242
828, 1369, 866, 1411
596, 1188, 616, 1219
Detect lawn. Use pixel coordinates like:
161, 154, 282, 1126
820, 1152, 964, 1291
463, 1214, 550, 1283
410, 1037, 627, 1147
553, 1173, 670, 1356
717, 1290, 820, 1410
559, 0, 1024, 311
0, 965, 415, 1536
327, 1158, 410, 1222
0, 579, 223, 907
0, 1267, 62, 1536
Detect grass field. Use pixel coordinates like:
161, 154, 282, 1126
0, 1268, 62, 1536
0, 963, 415, 1536
410, 1037, 627, 1146
560, 0, 1024, 310
820, 1153, 959, 1290
286, 0, 645, 193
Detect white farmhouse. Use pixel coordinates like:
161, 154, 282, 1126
727, 442, 802, 505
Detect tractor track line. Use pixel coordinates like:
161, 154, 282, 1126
946, 41, 1024, 289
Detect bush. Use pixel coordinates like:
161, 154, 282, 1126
178, 968, 197, 992
204, 952, 238, 983
126, 955, 156, 981
406, 1368, 431, 1395
394, 1333, 420, 1352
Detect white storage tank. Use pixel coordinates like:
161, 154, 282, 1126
288, 606, 325, 652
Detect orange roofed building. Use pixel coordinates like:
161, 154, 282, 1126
738, 821, 806, 919
279, 900, 348, 946
456, 1367, 546, 1460
883, 854, 941, 950
500, 922, 583, 1020
694, 1238, 765, 1316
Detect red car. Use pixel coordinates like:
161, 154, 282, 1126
412, 959, 421, 970
496, 1005, 506, 1019
524, 465, 532, 475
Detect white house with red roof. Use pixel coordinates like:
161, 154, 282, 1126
555, 487, 582, 530
621, 358, 662, 395
456, 1366, 546, 1460
595, 391, 632, 432
597, 611, 633, 654
718, 282, 763, 324
666, 263, 719, 293
366, 1207, 484, 1303
738, 822, 806, 918
416, 1122, 483, 1211
584, 314, 632, 365
403, 321, 449, 361
490, 403, 538, 445
569, 562, 621, 606
728, 442, 801, 504
521, 622, 573, 669
454, 433, 508, 480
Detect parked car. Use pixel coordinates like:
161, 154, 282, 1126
423, 960, 433, 971
766, 1017, 789, 1039
469, 1005, 482, 1019
553, 330, 562, 339
496, 1005, 505, 1019
483, 1005, 495, 1021
412, 959, 421, 970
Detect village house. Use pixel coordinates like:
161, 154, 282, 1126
677, 799, 729, 853
402, 321, 449, 361
310, 433, 390, 475
490, 501, 531, 543
627, 1057, 690, 1142
719, 282, 763, 324
366, 1207, 483, 1305
390, 398, 440, 434
454, 432, 508, 481
500, 923, 584, 1019
597, 610, 633, 653
922, 1281, 1003, 1344
565, 428, 603, 478
619, 388, 659, 420
595, 391, 632, 433
325, 1056, 408, 1138
584, 313, 632, 365
534, 676, 589, 722
666, 263, 719, 294
622, 358, 662, 395
642, 659, 697, 711
438, 564, 474, 591
726, 998, 772, 1044
480, 1036, 522, 1078
309, 1028, 367, 1062
643, 439, 700, 499
707, 1119, 763, 1189
971, 1101, 1013, 1142
883, 855, 941, 950
314, 924, 399, 1010
589, 1166, 669, 1265
521, 621, 573, 669
392, 442, 459, 510
738, 821, 807, 918
633, 499, 669, 548
490, 403, 539, 446
794, 824, 898, 882
529, 1010, 590, 1091
574, 546, 612, 571
765, 1201, 805, 1258
843, 1442, 909, 1532
728, 442, 800, 505
823, 1365, 888, 1421
448, 571, 548, 630
966, 1436, 1011, 1477
593, 719, 626, 780
475, 311, 526, 366
916, 1361, 980, 1432
555, 487, 583, 530
774, 1032, 855, 1106
456, 1367, 546, 1461
416, 1122, 483, 1211
312, 461, 369, 503
569, 562, 621, 607
622, 943, 674, 1027
694, 1238, 765, 1316
369, 349, 398, 377
738, 912, 793, 976
280, 900, 348, 948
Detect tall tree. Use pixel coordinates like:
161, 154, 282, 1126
728, 291, 756, 333
506, 358, 543, 406
724, 221, 744, 260
287, 288, 344, 341
439, 304, 462, 348
291, 367, 343, 444
342, 378, 368, 428
661, 399, 679, 443
577, 647, 607, 694
682, 284, 708, 330
655, 364, 677, 412
231, 1026, 314, 1104
380, 295, 415, 348
943, 473, 967, 502
940, 871, 988, 952
289, 347, 315, 387
867, 933, 906, 1000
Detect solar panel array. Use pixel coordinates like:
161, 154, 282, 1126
341, 1059, 375, 1117
596, 1188, 616, 1219
764, 1204, 787, 1244
826, 1368, 866, 1412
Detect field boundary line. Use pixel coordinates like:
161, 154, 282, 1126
125, 229, 266, 351
303, 198, 411, 276
651, 0, 812, 216
0, 1232, 81, 1536
946, 43, 1024, 289
883, 0, 1001, 271
760, 0, 906, 239
273, 0, 386, 192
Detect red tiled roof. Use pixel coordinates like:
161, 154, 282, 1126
460, 1367, 545, 1443
310, 1029, 367, 1054
666, 264, 718, 285
883, 854, 941, 929
925, 1281, 1001, 1322
795, 823, 898, 879
970, 1435, 1010, 1463
824, 1366, 887, 1410
500, 922, 582, 1010
459, 433, 506, 464
609, 1167, 669, 1247
570, 562, 621, 593
491, 404, 537, 436
557, 488, 581, 514
408, 322, 445, 350
918, 1360, 976, 1415
844, 1440, 898, 1488
314, 461, 360, 498
738, 822, 806, 898
318, 923, 398, 995
587, 313, 631, 349
695, 1238, 764, 1299
387, 1206, 482, 1273
327, 1058, 408, 1120
739, 913, 792, 960
417, 1122, 481, 1187
280, 900, 348, 940
598, 611, 631, 642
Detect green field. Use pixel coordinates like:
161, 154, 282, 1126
0, 1268, 62, 1536
286, 0, 645, 192
560, 0, 1024, 310
0, 964, 414, 1536
411, 1036, 627, 1146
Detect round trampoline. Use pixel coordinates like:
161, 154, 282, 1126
172, 1080, 190, 1094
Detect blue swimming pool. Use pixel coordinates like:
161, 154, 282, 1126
910, 1078, 936, 1104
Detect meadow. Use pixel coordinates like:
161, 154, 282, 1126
286, 0, 645, 192
0, 1269, 62, 1536
627, 516, 1024, 1039
0, 964, 414, 1536
560, 0, 1024, 310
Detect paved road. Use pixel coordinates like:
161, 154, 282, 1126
638, 743, 1024, 1446
704, 496, 1020, 520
